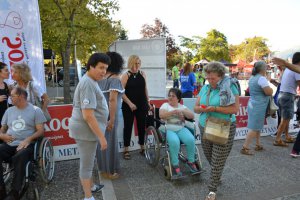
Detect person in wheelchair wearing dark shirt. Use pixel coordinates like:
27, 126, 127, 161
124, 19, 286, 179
0, 87, 46, 200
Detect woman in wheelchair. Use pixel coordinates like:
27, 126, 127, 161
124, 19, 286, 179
159, 88, 199, 177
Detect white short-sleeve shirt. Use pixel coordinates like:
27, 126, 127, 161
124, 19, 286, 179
258, 76, 270, 88
159, 102, 187, 131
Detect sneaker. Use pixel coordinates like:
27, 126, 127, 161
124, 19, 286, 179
91, 184, 104, 193
187, 162, 199, 173
172, 166, 183, 177
290, 150, 300, 158
205, 191, 216, 200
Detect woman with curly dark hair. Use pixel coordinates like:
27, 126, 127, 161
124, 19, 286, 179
96, 52, 125, 179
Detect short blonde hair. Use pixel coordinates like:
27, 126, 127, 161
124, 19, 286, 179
12, 63, 33, 83
204, 62, 226, 77
127, 55, 140, 69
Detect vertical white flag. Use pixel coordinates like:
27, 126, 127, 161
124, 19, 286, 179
0, 0, 46, 91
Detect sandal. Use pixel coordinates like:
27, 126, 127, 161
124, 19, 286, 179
139, 149, 145, 156
100, 172, 109, 178
255, 145, 264, 151
240, 146, 254, 155
107, 173, 120, 180
123, 151, 131, 160
273, 140, 288, 147
284, 137, 295, 143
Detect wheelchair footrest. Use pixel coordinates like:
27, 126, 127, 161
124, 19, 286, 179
190, 170, 204, 176
171, 174, 187, 180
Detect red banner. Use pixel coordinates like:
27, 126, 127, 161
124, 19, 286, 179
236, 97, 249, 128
44, 105, 75, 146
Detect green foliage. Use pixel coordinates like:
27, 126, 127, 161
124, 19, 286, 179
118, 28, 128, 40
231, 36, 270, 62
39, 0, 120, 62
199, 29, 230, 62
39, 0, 120, 103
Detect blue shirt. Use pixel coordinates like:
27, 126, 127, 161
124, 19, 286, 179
180, 73, 196, 93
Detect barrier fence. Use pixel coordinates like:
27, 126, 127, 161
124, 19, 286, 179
45, 97, 299, 161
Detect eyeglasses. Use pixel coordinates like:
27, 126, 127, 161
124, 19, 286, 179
11, 94, 19, 98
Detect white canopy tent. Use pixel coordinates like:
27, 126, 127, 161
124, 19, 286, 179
195, 59, 209, 65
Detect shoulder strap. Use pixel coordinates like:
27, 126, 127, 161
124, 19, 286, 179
3, 82, 9, 108
206, 87, 211, 106
107, 74, 114, 79
28, 81, 33, 103
3, 82, 8, 93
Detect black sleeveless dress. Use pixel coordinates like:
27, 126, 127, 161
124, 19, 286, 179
122, 71, 148, 111
0, 82, 9, 125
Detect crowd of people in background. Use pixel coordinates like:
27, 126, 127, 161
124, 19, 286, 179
0, 51, 299, 200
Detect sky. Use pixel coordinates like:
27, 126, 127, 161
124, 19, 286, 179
112, 0, 300, 53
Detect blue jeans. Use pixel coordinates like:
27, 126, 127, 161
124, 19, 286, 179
166, 127, 195, 166
173, 79, 179, 88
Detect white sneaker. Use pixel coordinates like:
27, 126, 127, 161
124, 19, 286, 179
91, 184, 104, 193
84, 196, 95, 200
205, 192, 216, 200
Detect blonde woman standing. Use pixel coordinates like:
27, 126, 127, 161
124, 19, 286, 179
121, 55, 151, 159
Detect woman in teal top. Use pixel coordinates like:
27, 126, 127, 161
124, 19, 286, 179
241, 61, 273, 155
194, 62, 239, 200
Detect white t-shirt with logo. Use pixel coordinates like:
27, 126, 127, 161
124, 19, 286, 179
159, 102, 187, 131
1, 104, 46, 146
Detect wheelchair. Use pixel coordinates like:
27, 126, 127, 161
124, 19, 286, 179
2, 137, 55, 200
144, 101, 203, 180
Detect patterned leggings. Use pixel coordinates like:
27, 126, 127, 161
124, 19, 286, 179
199, 123, 236, 192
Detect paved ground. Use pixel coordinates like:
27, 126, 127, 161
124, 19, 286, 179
39, 79, 300, 200
37, 136, 300, 200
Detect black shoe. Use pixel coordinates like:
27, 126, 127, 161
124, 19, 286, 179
91, 184, 104, 193
4, 190, 19, 200
0, 185, 6, 200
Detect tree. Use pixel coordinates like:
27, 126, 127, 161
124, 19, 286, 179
199, 29, 230, 62
118, 28, 128, 40
179, 35, 201, 63
231, 37, 270, 63
140, 18, 179, 68
39, 0, 120, 103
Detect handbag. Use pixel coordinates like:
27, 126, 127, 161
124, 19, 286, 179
29, 81, 51, 122
266, 96, 278, 117
203, 88, 231, 145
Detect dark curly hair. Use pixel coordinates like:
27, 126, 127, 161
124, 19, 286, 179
106, 52, 124, 74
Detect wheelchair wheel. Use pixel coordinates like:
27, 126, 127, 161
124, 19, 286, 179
2, 162, 11, 183
38, 138, 55, 183
34, 188, 39, 200
194, 146, 203, 171
144, 126, 160, 167
163, 166, 171, 180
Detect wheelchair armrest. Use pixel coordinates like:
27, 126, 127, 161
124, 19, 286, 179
184, 117, 195, 123
153, 118, 165, 125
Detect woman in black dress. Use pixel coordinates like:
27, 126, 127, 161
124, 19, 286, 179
0, 62, 10, 126
121, 55, 151, 159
